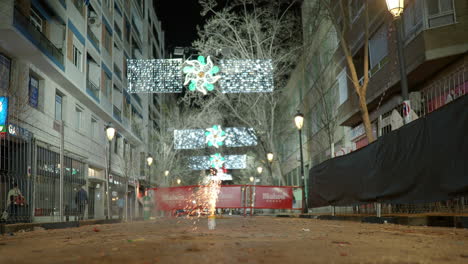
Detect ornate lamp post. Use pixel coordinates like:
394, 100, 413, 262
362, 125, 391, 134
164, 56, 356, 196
105, 123, 116, 219
294, 111, 308, 214
385, 0, 411, 124
146, 154, 153, 187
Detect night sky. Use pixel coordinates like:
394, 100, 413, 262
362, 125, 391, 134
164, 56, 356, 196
154, 0, 204, 51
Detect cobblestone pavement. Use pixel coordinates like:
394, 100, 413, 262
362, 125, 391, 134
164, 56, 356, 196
1, 216, 468, 264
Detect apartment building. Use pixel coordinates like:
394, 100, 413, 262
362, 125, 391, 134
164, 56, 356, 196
0, 0, 166, 223
277, 0, 468, 187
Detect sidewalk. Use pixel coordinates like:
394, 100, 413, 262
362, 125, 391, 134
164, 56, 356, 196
1, 218, 126, 234
276, 213, 468, 228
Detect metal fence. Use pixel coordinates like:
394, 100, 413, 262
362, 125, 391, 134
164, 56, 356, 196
310, 58, 468, 217
0, 132, 33, 224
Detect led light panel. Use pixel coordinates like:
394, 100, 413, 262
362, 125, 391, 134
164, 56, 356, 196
127, 59, 274, 94
219, 59, 274, 93
127, 59, 183, 93
188, 155, 247, 170
174, 127, 257, 150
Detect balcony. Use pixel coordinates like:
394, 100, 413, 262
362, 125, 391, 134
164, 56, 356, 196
113, 64, 122, 81
113, 106, 122, 123
71, 0, 85, 16
12, 8, 64, 68
86, 79, 100, 103
87, 26, 100, 52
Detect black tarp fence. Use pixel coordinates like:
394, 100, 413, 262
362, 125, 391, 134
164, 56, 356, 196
308, 94, 468, 207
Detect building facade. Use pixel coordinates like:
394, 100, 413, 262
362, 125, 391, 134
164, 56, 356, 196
277, 0, 468, 195
0, 0, 166, 223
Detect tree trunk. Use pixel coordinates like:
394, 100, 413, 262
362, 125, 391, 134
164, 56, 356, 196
358, 95, 374, 143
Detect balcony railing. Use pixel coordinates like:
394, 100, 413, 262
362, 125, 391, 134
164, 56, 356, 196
113, 64, 122, 81
113, 106, 122, 123
87, 26, 100, 52
86, 79, 100, 103
13, 8, 64, 67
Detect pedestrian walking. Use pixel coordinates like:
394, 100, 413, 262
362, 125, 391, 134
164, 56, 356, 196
75, 185, 88, 220
117, 196, 125, 220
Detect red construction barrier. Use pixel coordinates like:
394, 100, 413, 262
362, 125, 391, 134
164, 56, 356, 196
153, 186, 195, 211
253, 186, 294, 209
150, 185, 302, 212
217, 186, 242, 208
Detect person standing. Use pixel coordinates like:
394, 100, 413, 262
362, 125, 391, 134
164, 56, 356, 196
75, 185, 88, 220
7, 183, 24, 222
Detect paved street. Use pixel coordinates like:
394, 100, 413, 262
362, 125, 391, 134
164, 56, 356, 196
1, 216, 468, 264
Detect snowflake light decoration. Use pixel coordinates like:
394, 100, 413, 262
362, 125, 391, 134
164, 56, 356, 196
205, 125, 227, 148
182, 56, 221, 94
210, 153, 225, 169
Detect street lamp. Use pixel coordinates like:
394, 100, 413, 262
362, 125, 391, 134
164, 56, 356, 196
249, 176, 254, 183
105, 123, 116, 219
385, 0, 411, 124
177, 178, 181, 185
146, 155, 153, 166
146, 154, 153, 188
256, 166, 263, 174
106, 125, 116, 141
385, 0, 404, 17
267, 153, 274, 163
294, 111, 308, 214
164, 170, 170, 177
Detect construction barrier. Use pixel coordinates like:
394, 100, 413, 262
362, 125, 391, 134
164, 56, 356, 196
149, 185, 303, 216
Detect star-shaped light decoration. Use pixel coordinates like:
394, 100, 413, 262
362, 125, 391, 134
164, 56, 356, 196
205, 125, 227, 148
182, 56, 221, 95
210, 153, 225, 169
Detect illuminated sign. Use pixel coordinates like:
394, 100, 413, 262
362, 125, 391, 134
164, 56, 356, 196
0, 97, 8, 134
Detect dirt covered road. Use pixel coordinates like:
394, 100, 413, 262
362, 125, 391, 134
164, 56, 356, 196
1, 216, 468, 264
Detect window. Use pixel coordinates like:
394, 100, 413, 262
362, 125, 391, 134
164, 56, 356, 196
103, 26, 113, 54
426, 0, 455, 28
30, 7, 43, 32
114, 22, 122, 40
338, 68, 348, 105
114, 135, 119, 154
103, 72, 112, 99
349, 0, 364, 22
55, 92, 63, 121
403, 0, 423, 38
72, 43, 82, 71
75, 106, 83, 130
0, 53, 11, 91
90, 117, 97, 138
368, 24, 388, 70
29, 75, 39, 108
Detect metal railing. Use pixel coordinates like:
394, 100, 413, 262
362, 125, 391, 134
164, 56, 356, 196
87, 26, 100, 51
1, 132, 33, 224
13, 8, 64, 66
113, 106, 122, 123
86, 79, 100, 103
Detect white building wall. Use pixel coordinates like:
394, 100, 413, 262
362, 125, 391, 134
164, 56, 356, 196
0, 0, 167, 221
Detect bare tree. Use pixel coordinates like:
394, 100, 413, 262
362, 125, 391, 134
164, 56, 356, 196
320, 0, 374, 142
191, 0, 303, 184
149, 95, 226, 186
